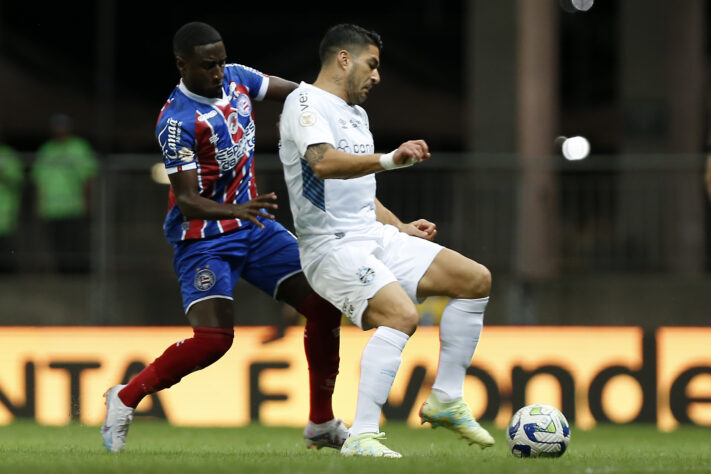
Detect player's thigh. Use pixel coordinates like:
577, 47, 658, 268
187, 297, 234, 329
362, 281, 419, 334
304, 242, 398, 329
275, 272, 313, 308
173, 237, 243, 318
417, 247, 491, 299
378, 225, 444, 302
241, 219, 304, 300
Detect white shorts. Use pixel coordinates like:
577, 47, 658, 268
300, 224, 443, 328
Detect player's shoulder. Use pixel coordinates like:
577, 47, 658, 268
225, 63, 265, 79
354, 104, 368, 118
285, 82, 326, 109
157, 90, 196, 129
354, 104, 370, 126
282, 82, 306, 109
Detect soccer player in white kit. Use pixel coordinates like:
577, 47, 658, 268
279, 24, 495, 458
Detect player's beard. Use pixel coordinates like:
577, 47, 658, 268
345, 71, 369, 106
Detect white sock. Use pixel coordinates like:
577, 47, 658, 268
432, 297, 487, 403
350, 326, 409, 436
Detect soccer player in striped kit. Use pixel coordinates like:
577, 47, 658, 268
101, 22, 346, 452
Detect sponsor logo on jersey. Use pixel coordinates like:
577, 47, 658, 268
158, 117, 183, 160
298, 91, 310, 112
177, 147, 194, 162
357, 266, 375, 284
236, 94, 252, 117
352, 143, 374, 154
214, 121, 256, 171
197, 110, 218, 122
341, 297, 355, 318
336, 139, 350, 153
194, 268, 216, 291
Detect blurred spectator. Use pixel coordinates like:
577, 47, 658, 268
31, 114, 98, 273
0, 131, 23, 273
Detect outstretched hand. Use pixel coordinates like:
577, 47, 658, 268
228, 192, 278, 228
399, 218, 437, 241
393, 140, 431, 166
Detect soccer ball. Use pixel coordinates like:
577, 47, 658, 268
506, 403, 571, 458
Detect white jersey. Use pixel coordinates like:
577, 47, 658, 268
279, 82, 379, 246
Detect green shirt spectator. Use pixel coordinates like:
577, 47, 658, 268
0, 144, 23, 236
32, 136, 98, 220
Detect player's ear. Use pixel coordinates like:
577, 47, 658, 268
337, 50, 351, 71
175, 56, 186, 74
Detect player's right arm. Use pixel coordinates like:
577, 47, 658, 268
304, 140, 431, 179
265, 76, 298, 102
374, 198, 437, 241
157, 108, 277, 229
168, 169, 278, 229
281, 90, 430, 179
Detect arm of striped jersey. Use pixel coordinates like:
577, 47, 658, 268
265, 76, 298, 101
168, 169, 278, 226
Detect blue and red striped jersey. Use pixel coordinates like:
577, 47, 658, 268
156, 64, 269, 242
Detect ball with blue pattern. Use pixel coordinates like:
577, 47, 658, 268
506, 403, 570, 458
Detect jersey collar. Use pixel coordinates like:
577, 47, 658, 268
178, 79, 229, 106
302, 81, 351, 108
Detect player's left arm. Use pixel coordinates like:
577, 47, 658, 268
265, 76, 298, 102
375, 198, 437, 241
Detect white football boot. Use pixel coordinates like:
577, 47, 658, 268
340, 432, 402, 458
101, 384, 135, 452
303, 418, 349, 450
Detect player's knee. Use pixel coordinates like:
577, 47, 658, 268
458, 263, 491, 299
195, 327, 234, 365
390, 308, 419, 336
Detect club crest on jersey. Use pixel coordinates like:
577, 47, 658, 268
236, 94, 251, 117
227, 112, 240, 135
357, 266, 375, 285
194, 268, 216, 291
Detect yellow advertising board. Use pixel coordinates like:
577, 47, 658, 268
0, 326, 709, 429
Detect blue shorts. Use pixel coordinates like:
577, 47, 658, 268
173, 219, 302, 313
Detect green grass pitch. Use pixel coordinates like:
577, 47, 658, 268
0, 421, 709, 473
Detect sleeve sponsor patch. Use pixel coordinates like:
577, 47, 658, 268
299, 111, 317, 127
